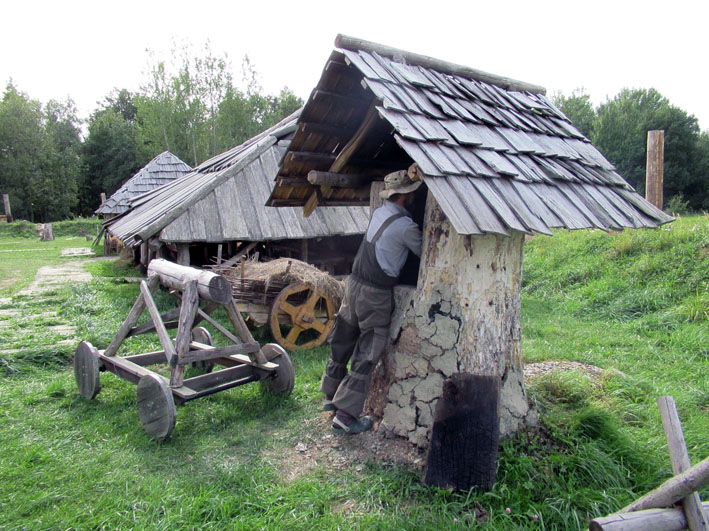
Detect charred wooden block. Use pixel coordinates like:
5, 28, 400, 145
423, 373, 500, 491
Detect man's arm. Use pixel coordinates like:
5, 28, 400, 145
403, 219, 422, 257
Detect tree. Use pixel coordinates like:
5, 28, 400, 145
592, 88, 704, 210
552, 89, 596, 138
41, 98, 82, 220
80, 107, 142, 215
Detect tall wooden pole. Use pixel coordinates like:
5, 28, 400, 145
2, 194, 12, 223
646, 130, 665, 209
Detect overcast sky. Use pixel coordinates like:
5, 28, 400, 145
3, 0, 707, 132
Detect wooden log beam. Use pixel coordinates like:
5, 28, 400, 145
307, 171, 370, 188
334, 34, 546, 94
657, 396, 709, 530
591, 502, 709, 531
286, 151, 337, 165
148, 258, 232, 305
278, 177, 312, 188
298, 121, 354, 139
311, 89, 367, 107
328, 103, 380, 174
622, 457, 709, 513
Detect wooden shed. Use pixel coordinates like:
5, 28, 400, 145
104, 111, 369, 274
96, 151, 192, 218
267, 35, 673, 448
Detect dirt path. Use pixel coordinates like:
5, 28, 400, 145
0, 257, 111, 356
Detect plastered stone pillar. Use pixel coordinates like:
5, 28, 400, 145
365, 193, 536, 447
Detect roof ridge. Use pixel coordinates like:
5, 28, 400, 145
335, 34, 545, 95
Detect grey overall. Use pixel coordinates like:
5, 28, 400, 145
320, 213, 404, 417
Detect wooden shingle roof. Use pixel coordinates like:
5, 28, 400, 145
267, 35, 673, 235
105, 110, 369, 247
96, 151, 192, 215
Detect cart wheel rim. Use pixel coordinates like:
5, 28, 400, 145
74, 341, 101, 399
190, 327, 215, 372
260, 343, 295, 396
137, 374, 177, 441
270, 283, 335, 350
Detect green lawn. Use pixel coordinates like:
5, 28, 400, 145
0, 216, 706, 529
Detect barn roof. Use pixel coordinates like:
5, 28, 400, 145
267, 35, 673, 235
104, 110, 370, 247
96, 151, 192, 215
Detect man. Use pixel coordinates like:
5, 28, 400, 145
320, 169, 423, 434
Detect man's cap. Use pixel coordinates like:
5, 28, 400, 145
379, 169, 423, 199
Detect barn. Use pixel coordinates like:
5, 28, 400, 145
96, 151, 192, 218
104, 110, 370, 274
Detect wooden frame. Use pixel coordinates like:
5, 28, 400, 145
74, 260, 294, 440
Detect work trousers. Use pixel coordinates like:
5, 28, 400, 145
320, 277, 393, 417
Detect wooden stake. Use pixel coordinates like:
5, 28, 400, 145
2, 194, 12, 223
646, 130, 665, 209
658, 396, 708, 530
100, 192, 107, 205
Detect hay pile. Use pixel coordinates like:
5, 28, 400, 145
214, 258, 345, 307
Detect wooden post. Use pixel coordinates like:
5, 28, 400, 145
100, 192, 107, 205
646, 130, 664, 209
369, 181, 385, 212
658, 396, 708, 530
2, 194, 12, 223
365, 192, 532, 448
171, 280, 199, 387
301, 239, 309, 263
41, 223, 54, 241
176, 244, 190, 266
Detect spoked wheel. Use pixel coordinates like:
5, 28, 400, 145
190, 326, 214, 372
269, 283, 336, 350
259, 343, 295, 396
74, 341, 101, 399
137, 373, 177, 441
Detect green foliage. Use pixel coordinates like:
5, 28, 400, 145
552, 89, 596, 138
0, 226, 707, 528
592, 88, 705, 210
0, 83, 81, 222
79, 105, 144, 216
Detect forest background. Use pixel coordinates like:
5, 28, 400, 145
0, 42, 707, 223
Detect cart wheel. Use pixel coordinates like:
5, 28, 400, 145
260, 343, 295, 396
190, 326, 214, 372
74, 341, 101, 399
137, 374, 177, 441
270, 283, 336, 350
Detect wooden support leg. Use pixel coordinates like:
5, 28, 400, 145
140, 277, 178, 368
171, 280, 199, 388
104, 275, 159, 356
225, 299, 268, 365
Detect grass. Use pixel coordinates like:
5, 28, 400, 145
0, 215, 707, 529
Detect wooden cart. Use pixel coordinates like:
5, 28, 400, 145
74, 259, 295, 440
213, 262, 339, 351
